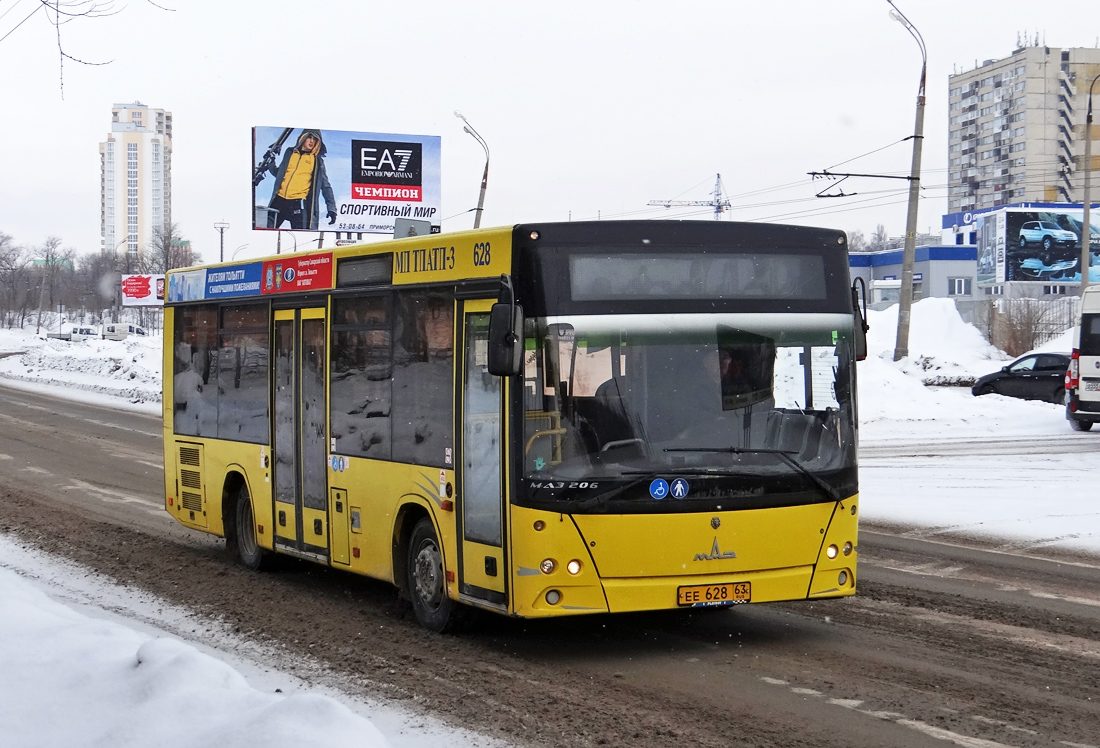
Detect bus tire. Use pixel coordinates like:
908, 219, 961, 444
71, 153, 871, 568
407, 517, 458, 632
234, 485, 269, 571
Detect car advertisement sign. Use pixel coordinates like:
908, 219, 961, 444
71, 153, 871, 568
252, 127, 441, 235
121, 274, 165, 307
976, 207, 1100, 285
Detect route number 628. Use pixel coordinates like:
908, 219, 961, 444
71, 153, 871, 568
473, 242, 491, 266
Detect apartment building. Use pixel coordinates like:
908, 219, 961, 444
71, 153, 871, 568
947, 44, 1100, 214
99, 101, 173, 266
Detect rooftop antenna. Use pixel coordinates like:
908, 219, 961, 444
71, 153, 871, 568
648, 173, 732, 220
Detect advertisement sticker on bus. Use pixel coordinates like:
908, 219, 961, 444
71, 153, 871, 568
261, 253, 334, 294
205, 263, 264, 299
252, 126, 441, 235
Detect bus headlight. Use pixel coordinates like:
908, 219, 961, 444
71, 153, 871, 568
566, 559, 582, 575
843, 541, 853, 556
826, 544, 839, 559
540, 558, 556, 574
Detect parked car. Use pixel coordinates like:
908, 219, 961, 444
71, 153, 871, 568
70, 327, 98, 342
102, 323, 147, 340
45, 326, 98, 342
971, 352, 1071, 404
1018, 221, 1078, 251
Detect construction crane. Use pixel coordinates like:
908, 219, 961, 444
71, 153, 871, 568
648, 173, 731, 220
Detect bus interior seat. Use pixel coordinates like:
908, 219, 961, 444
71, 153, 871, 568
766, 409, 828, 459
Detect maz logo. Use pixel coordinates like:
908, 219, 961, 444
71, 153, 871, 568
694, 537, 737, 561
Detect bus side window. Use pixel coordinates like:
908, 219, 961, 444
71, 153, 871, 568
392, 291, 454, 467
331, 295, 393, 460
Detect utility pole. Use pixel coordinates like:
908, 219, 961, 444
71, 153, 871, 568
1081, 73, 1100, 298
214, 221, 229, 263
889, 1, 927, 362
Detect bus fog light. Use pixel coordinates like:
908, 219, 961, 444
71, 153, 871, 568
545, 589, 561, 605
540, 558, 556, 574
826, 544, 838, 559
843, 541, 853, 556
533, 520, 546, 531
838, 570, 848, 586
567, 559, 582, 575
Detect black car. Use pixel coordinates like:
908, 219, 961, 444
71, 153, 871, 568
971, 352, 1070, 404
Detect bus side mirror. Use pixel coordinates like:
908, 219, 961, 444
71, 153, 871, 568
852, 277, 869, 361
488, 302, 523, 376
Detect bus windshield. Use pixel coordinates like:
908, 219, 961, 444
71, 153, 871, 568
521, 313, 857, 509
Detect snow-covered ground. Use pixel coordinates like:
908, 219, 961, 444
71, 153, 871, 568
0, 299, 1097, 747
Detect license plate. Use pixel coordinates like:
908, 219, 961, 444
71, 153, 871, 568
677, 582, 751, 607
1085, 380, 1100, 391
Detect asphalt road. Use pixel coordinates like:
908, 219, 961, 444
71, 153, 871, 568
1, 383, 1098, 748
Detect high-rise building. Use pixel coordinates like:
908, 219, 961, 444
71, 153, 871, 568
99, 101, 172, 267
947, 44, 1100, 214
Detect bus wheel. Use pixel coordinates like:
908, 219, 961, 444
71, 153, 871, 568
407, 517, 457, 632
234, 485, 269, 571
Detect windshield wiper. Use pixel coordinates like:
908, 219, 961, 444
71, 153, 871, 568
663, 447, 841, 501
570, 475, 652, 512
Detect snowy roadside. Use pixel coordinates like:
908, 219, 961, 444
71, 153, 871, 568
0, 533, 507, 748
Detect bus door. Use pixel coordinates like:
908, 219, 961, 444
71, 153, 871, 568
457, 301, 507, 607
272, 307, 329, 560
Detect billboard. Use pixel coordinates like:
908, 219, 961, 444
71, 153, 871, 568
975, 207, 1100, 285
252, 127, 441, 235
121, 275, 165, 307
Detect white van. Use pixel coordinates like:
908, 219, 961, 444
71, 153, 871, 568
102, 323, 148, 341
1066, 286, 1100, 431
70, 327, 98, 342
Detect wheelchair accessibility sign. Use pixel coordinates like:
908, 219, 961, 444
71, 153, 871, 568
650, 478, 691, 499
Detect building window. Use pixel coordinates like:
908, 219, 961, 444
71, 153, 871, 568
984, 285, 1003, 296
948, 278, 972, 296
1044, 285, 1067, 295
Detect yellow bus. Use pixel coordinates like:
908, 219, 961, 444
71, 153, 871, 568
163, 220, 867, 631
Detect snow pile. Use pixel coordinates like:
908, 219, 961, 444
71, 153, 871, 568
0, 326, 161, 405
0, 554, 392, 748
857, 298, 1069, 440
864, 297, 1007, 386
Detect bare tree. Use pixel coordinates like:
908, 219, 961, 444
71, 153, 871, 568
870, 224, 889, 252
1, 2, 174, 96
75, 245, 122, 323
847, 229, 867, 253
146, 222, 199, 273
0, 233, 32, 328
33, 237, 76, 333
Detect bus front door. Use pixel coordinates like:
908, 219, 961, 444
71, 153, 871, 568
272, 307, 329, 560
457, 302, 507, 608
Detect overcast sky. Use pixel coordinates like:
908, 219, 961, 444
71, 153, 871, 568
3, 0, 1099, 260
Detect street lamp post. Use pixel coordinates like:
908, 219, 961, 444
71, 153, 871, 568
1080, 74, 1100, 298
214, 221, 230, 263
231, 244, 250, 260
454, 111, 489, 229
888, 1, 927, 362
